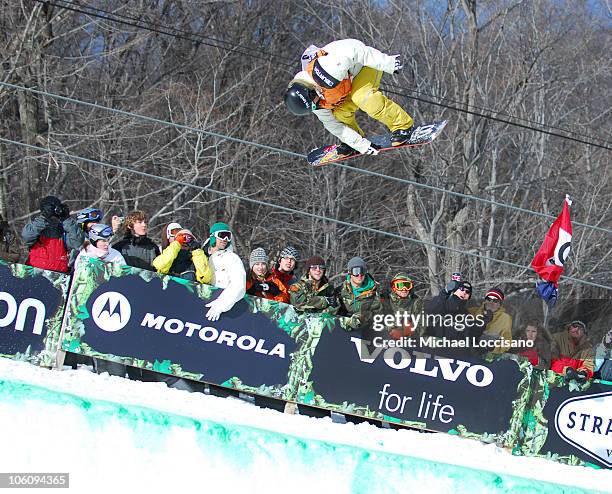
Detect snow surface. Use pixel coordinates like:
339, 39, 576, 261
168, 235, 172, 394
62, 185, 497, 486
0, 358, 609, 494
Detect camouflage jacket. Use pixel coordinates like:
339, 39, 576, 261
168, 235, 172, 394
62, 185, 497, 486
336, 275, 383, 338
381, 291, 423, 336
289, 274, 336, 313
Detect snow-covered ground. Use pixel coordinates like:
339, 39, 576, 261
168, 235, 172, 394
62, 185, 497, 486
0, 358, 609, 493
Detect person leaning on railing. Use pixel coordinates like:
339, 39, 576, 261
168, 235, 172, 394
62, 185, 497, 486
550, 320, 594, 383
381, 272, 422, 341
511, 323, 551, 370
245, 247, 289, 304
336, 256, 383, 341
289, 255, 337, 313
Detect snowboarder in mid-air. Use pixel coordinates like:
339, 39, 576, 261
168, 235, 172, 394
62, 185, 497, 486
284, 39, 414, 158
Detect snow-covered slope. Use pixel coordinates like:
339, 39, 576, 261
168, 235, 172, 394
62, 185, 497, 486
0, 358, 609, 493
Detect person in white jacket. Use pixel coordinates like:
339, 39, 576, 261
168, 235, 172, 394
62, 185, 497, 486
284, 39, 414, 157
74, 223, 125, 269
74, 223, 126, 378
204, 222, 246, 322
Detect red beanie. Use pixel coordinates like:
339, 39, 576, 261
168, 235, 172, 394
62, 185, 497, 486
485, 288, 505, 301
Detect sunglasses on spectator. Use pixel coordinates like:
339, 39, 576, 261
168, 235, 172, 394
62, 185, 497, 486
458, 287, 471, 293
169, 228, 181, 237
392, 280, 413, 291
485, 297, 501, 303
350, 267, 366, 276
214, 231, 232, 241
310, 265, 326, 271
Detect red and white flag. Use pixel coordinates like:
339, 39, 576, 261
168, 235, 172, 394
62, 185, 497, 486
531, 195, 573, 286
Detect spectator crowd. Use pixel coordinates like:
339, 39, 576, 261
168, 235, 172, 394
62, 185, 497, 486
1, 195, 610, 385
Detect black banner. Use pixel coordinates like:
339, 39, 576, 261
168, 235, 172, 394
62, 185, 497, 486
0, 261, 68, 364
308, 325, 525, 434
68, 268, 296, 387
540, 380, 612, 468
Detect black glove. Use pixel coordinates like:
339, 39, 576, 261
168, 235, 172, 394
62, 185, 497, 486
188, 240, 201, 251
393, 54, 403, 74
575, 370, 588, 383
266, 281, 281, 296
445, 280, 460, 294
246, 283, 261, 295
364, 143, 381, 156
58, 203, 70, 221
324, 296, 338, 307
564, 367, 578, 382
41, 202, 60, 219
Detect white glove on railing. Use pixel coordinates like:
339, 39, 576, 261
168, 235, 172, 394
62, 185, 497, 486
205, 300, 223, 321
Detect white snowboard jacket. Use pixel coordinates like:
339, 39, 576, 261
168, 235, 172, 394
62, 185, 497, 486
292, 39, 397, 153
207, 243, 246, 314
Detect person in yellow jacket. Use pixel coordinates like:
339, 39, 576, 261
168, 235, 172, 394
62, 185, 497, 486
284, 39, 414, 157
152, 222, 212, 284
469, 288, 513, 354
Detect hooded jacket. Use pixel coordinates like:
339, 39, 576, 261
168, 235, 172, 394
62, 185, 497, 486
207, 242, 246, 313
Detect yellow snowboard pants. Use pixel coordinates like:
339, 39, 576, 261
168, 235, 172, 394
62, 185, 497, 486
333, 67, 413, 136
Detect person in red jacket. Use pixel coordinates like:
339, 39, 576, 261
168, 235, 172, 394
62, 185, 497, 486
271, 245, 300, 287
512, 323, 551, 370
21, 196, 83, 272
550, 320, 594, 383
246, 247, 289, 304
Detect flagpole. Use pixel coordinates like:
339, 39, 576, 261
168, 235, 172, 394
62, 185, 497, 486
541, 300, 553, 342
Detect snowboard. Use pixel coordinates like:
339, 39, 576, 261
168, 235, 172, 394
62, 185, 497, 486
307, 119, 448, 167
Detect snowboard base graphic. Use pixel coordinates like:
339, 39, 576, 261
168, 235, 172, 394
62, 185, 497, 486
307, 120, 448, 167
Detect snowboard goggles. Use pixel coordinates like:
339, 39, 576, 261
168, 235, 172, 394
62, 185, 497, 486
213, 230, 232, 241
89, 225, 113, 241
309, 264, 326, 271
392, 279, 413, 291
350, 266, 366, 277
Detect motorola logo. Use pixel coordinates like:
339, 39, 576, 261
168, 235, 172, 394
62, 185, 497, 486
91, 291, 131, 332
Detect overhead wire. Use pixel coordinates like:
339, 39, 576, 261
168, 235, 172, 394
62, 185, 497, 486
381, 86, 611, 150
37, 0, 612, 149
2, 136, 610, 291
1, 80, 610, 235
